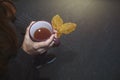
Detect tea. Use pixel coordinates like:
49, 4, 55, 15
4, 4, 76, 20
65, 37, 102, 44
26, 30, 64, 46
34, 27, 51, 41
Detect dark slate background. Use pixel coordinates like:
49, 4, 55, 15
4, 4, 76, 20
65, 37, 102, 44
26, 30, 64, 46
13, 0, 120, 80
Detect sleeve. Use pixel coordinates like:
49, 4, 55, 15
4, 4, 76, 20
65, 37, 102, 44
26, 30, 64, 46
7, 48, 36, 80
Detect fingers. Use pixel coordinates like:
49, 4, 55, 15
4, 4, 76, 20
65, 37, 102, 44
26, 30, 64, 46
53, 29, 57, 33
36, 34, 55, 48
31, 48, 48, 55
37, 48, 48, 54
48, 41, 55, 47
35, 30, 57, 48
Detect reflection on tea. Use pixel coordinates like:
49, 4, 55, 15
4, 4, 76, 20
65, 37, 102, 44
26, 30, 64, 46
34, 27, 51, 41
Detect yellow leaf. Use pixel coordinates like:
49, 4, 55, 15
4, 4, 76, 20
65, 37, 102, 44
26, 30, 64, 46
60, 23, 77, 34
51, 15, 63, 31
51, 15, 77, 38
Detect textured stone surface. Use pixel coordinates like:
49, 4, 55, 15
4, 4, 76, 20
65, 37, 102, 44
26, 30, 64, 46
13, 0, 120, 80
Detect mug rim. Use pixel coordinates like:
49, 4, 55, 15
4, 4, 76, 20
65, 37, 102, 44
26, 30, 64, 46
29, 21, 53, 42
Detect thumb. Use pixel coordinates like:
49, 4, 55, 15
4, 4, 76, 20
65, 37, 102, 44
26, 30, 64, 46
25, 21, 36, 37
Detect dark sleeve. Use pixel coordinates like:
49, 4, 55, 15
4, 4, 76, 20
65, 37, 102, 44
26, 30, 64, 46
7, 48, 36, 80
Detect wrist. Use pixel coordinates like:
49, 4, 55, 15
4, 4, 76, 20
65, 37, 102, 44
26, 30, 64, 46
21, 44, 39, 56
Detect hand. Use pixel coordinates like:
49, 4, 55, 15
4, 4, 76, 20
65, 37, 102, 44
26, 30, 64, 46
22, 21, 57, 55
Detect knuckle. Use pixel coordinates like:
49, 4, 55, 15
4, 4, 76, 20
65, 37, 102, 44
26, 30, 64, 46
44, 42, 49, 47
33, 45, 38, 50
